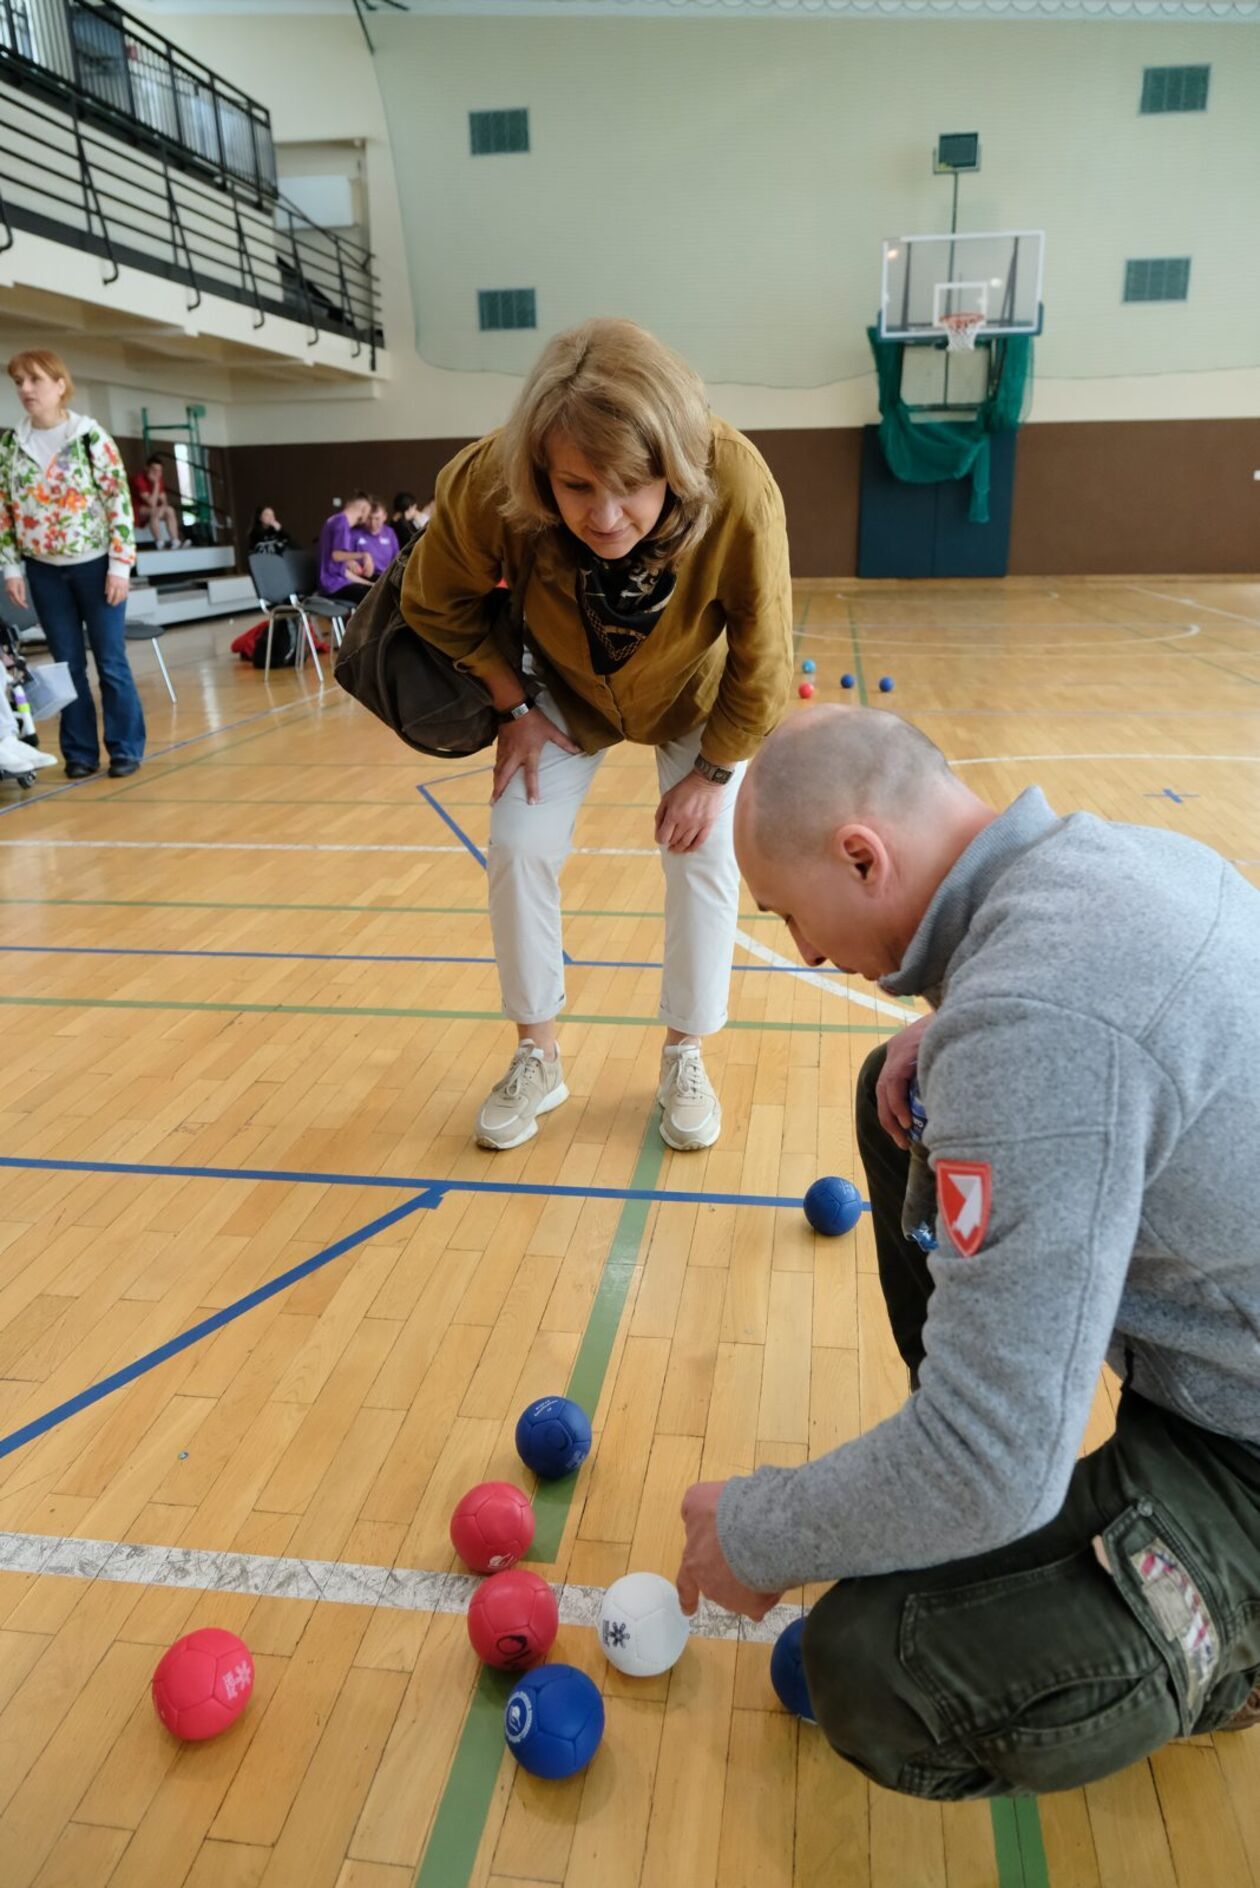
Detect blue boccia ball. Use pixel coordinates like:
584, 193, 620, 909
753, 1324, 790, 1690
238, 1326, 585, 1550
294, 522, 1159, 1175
878, 676, 895, 693
505, 1663, 605, 1778
770, 1617, 817, 1724
803, 1176, 862, 1237
840, 673, 856, 690
515, 1395, 592, 1479
801, 659, 816, 675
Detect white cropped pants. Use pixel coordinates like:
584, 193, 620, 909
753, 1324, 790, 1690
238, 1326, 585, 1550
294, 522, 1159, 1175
487, 691, 745, 1037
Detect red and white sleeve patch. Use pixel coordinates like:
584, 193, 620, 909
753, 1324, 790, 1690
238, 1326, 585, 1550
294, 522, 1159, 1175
936, 1160, 992, 1257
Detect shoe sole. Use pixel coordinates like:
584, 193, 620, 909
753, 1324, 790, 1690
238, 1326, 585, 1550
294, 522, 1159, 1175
475, 1080, 570, 1152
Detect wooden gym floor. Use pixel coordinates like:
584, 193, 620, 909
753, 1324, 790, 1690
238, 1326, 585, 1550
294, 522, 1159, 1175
0, 574, 1257, 1888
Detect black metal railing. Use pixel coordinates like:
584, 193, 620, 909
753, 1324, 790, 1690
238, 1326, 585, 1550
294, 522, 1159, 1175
0, 0, 276, 203
0, 82, 382, 361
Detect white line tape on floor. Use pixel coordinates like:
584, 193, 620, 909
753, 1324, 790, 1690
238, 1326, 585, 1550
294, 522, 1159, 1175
0, 1529, 800, 1645
0, 839, 662, 857
733, 927, 909, 1022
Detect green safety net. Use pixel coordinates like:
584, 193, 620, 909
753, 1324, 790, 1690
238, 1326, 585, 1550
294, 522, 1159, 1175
867, 328, 1034, 524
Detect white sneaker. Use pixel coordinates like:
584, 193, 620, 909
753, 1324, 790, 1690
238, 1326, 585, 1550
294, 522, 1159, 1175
475, 1041, 569, 1151
657, 1038, 721, 1151
0, 735, 55, 773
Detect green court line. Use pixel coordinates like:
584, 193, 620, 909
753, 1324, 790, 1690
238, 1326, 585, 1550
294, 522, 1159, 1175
0, 994, 889, 1033
414, 1666, 514, 1888
0, 898, 784, 920
989, 1797, 1051, 1888
415, 1112, 663, 1886
528, 1110, 666, 1563
845, 600, 870, 706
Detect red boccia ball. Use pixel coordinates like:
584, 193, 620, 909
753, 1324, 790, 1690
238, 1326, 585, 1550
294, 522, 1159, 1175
152, 1628, 255, 1742
798, 681, 815, 699
468, 1569, 559, 1672
450, 1481, 536, 1574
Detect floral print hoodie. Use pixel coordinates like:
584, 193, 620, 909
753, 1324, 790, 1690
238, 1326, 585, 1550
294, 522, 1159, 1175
0, 412, 136, 579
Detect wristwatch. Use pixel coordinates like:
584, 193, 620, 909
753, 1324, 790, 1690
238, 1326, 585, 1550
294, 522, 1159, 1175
495, 701, 533, 725
692, 754, 734, 786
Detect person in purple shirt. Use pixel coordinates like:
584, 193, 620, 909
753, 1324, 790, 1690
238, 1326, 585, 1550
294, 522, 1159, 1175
351, 496, 399, 580
317, 492, 373, 599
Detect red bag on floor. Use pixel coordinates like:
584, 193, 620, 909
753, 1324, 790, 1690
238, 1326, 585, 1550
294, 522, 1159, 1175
231, 621, 329, 662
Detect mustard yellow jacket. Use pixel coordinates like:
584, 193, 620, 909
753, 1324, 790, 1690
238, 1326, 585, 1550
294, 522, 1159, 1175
400, 417, 793, 769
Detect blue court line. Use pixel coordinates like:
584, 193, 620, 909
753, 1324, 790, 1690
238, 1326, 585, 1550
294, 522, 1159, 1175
0, 698, 306, 820
0, 1150, 852, 1214
0, 1187, 441, 1462
416, 781, 487, 870
0, 942, 844, 975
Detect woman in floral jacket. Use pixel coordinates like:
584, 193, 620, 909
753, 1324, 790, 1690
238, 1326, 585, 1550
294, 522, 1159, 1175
1, 349, 145, 778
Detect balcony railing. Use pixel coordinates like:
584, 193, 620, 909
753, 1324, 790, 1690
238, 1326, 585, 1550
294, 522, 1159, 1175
0, 0, 277, 204
0, 81, 382, 362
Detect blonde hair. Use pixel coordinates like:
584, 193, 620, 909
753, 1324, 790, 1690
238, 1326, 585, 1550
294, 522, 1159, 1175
7, 348, 75, 405
498, 318, 714, 568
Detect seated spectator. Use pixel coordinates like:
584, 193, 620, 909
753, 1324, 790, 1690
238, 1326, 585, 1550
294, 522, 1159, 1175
351, 495, 399, 578
130, 454, 185, 548
249, 505, 292, 555
390, 491, 433, 548
317, 492, 372, 599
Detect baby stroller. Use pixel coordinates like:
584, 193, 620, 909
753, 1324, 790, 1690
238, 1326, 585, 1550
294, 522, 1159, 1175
0, 615, 58, 790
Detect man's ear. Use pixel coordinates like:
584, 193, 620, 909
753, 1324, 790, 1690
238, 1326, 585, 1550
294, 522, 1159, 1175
830, 823, 884, 884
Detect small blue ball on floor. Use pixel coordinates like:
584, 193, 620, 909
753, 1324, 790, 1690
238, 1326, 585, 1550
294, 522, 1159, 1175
801, 658, 816, 674
770, 1617, 817, 1724
505, 1664, 605, 1778
878, 676, 895, 693
803, 1176, 862, 1237
840, 673, 855, 690
515, 1395, 592, 1479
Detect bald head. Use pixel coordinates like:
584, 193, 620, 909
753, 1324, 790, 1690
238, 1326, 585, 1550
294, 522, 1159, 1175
744, 706, 955, 862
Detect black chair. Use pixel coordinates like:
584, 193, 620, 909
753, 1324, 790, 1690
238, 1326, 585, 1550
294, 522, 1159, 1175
249, 550, 324, 680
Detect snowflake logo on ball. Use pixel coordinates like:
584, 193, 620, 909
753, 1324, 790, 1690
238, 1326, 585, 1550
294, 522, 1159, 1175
505, 1692, 534, 1745
603, 1620, 630, 1650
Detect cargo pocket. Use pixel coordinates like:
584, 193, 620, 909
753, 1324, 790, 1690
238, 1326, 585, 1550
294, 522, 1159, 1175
900, 1540, 1181, 1795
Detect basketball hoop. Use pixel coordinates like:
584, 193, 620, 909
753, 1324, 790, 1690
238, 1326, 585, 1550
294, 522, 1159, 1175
938, 312, 986, 353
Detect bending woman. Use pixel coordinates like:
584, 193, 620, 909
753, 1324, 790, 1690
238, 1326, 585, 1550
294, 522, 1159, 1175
403, 318, 792, 1153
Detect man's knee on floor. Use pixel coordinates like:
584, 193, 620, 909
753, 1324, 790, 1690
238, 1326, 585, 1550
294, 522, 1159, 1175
801, 1585, 927, 1792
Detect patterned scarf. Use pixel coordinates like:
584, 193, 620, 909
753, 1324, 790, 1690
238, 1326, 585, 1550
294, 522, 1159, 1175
573, 538, 677, 676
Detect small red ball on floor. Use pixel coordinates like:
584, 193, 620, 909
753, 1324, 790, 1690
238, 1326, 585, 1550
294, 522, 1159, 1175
468, 1569, 559, 1671
152, 1629, 254, 1741
798, 681, 815, 699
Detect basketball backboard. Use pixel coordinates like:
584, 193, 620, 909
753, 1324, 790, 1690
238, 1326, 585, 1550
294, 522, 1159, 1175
878, 230, 1045, 343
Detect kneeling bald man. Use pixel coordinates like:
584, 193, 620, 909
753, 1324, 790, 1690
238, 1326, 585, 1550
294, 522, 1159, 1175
677, 705, 1260, 1799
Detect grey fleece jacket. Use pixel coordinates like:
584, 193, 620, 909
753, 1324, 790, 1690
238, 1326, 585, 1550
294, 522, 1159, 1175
719, 788, 1260, 1592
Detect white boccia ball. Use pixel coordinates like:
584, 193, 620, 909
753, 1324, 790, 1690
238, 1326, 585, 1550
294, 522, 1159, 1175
598, 1572, 690, 1677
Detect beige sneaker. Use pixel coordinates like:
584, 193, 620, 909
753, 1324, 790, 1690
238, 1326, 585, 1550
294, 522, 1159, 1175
657, 1038, 721, 1151
475, 1041, 569, 1151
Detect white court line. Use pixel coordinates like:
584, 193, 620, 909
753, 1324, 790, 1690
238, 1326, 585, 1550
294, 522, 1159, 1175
0, 839, 662, 858
799, 625, 1203, 653
1135, 587, 1260, 628
734, 927, 909, 1022
951, 752, 1260, 767
0, 1529, 799, 1646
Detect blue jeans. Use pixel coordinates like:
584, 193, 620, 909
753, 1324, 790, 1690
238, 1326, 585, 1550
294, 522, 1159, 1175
26, 557, 146, 768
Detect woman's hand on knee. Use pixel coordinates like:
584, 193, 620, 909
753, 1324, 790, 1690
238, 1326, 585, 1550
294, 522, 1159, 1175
655, 773, 725, 854
875, 1014, 932, 1148
491, 706, 580, 806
